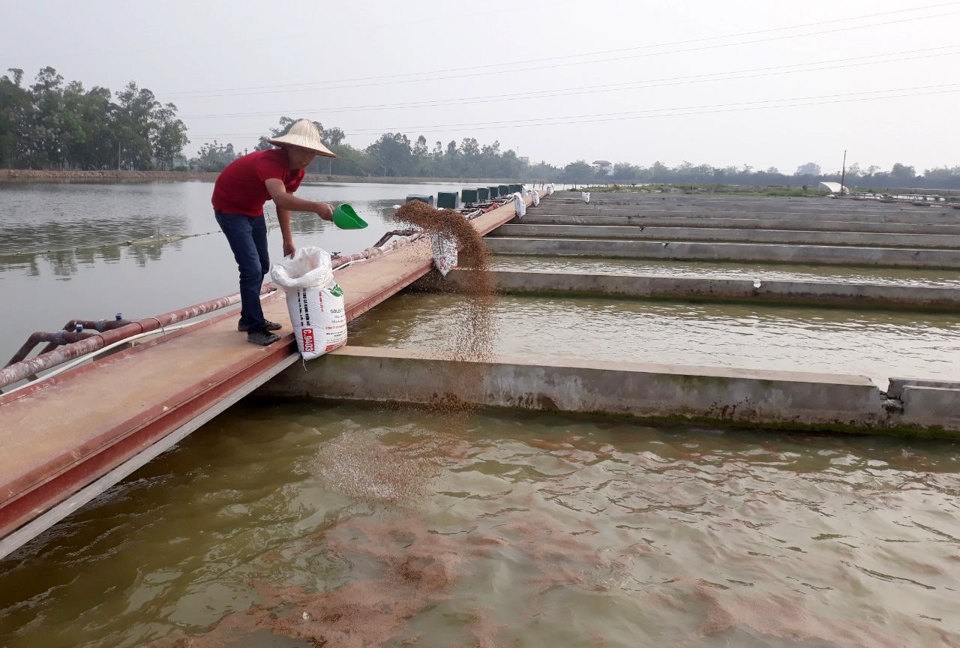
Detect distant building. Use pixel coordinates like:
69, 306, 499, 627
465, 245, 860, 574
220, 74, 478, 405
592, 159, 613, 175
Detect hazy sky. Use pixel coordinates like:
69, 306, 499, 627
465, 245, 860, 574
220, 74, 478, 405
5, 0, 960, 174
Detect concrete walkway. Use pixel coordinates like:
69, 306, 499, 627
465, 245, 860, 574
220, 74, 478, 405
430, 268, 960, 310
489, 192, 960, 267
490, 223, 960, 248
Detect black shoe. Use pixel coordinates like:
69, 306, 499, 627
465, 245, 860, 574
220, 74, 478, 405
247, 330, 280, 346
238, 320, 281, 332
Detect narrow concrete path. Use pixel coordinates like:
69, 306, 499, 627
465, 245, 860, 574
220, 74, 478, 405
431, 269, 960, 310
485, 237, 960, 268
497, 191, 960, 267
520, 213, 960, 234
491, 223, 960, 248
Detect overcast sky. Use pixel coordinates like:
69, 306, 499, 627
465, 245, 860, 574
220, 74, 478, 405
5, 0, 959, 174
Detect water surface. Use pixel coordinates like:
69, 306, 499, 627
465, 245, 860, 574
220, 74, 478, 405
2, 185, 959, 647
0, 181, 465, 365
348, 292, 960, 389
1, 402, 957, 647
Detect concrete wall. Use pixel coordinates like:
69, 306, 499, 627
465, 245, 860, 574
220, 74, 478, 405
543, 192, 960, 223
252, 192, 960, 438
425, 269, 960, 310
520, 213, 960, 235
491, 223, 960, 248
256, 346, 957, 437
484, 237, 960, 268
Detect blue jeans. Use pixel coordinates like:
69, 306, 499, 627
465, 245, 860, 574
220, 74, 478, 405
215, 211, 270, 332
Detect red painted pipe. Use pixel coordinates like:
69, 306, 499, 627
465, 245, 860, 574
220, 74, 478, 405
6, 331, 100, 367
37, 320, 132, 356
0, 290, 249, 391
62, 318, 131, 333
6, 319, 132, 366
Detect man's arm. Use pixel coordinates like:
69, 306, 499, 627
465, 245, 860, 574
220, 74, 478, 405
265, 178, 333, 220
265, 178, 334, 258
276, 206, 295, 258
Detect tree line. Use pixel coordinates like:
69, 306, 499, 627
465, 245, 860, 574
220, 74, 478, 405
4, 67, 960, 190
202, 121, 960, 191
194, 119, 530, 181
0, 67, 188, 170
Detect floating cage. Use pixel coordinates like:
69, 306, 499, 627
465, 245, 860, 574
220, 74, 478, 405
437, 192, 460, 209
405, 194, 434, 206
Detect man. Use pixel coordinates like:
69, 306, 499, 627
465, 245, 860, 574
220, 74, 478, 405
212, 119, 336, 346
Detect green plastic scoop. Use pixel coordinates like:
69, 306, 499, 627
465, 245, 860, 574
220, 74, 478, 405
332, 203, 368, 229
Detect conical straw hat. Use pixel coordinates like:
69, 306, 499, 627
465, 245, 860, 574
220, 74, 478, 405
269, 119, 336, 158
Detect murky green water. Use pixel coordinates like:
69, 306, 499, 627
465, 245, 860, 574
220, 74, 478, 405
0, 181, 464, 365
2, 402, 958, 647
349, 291, 960, 389
2, 186, 960, 646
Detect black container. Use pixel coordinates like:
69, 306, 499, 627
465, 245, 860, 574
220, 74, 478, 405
437, 192, 460, 209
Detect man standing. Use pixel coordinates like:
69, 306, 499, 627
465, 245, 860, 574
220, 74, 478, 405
212, 119, 336, 346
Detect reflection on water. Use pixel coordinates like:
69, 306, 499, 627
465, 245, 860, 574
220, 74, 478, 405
349, 292, 960, 387
1, 403, 958, 647
3, 183, 960, 646
0, 181, 463, 366
0, 182, 199, 256
0, 180, 466, 262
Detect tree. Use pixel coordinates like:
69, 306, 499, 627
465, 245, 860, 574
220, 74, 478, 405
0, 68, 190, 170
26, 66, 65, 168
611, 162, 640, 182
324, 126, 345, 147
478, 140, 502, 177
403, 135, 429, 176
923, 166, 960, 189
0, 68, 31, 167
795, 162, 821, 176
650, 161, 671, 182
561, 160, 595, 184
194, 141, 235, 172
327, 144, 369, 176
497, 148, 524, 179
256, 117, 297, 151
889, 163, 916, 185
114, 82, 161, 168
366, 132, 412, 176
151, 103, 189, 170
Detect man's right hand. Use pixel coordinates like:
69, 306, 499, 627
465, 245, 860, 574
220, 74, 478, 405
316, 202, 334, 222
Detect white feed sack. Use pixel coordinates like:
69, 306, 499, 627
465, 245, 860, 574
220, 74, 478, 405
269, 246, 347, 360
513, 192, 526, 218
431, 233, 458, 276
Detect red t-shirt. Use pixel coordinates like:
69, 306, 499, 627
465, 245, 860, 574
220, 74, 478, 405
211, 148, 305, 216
